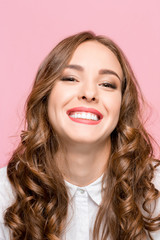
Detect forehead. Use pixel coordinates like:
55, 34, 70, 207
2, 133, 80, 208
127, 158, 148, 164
68, 40, 123, 78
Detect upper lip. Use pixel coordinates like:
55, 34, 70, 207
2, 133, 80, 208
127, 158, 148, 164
66, 107, 103, 120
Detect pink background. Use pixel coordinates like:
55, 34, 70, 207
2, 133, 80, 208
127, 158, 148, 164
0, 0, 160, 168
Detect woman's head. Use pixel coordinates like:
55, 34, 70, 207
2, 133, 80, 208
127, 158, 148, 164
47, 40, 123, 146
22, 31, 142, 152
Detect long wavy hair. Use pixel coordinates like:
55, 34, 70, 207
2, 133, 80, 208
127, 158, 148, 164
4, 31, 160, 240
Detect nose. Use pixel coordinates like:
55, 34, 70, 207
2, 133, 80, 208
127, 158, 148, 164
78, 81, 99, 103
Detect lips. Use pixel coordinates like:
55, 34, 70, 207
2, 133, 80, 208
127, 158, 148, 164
67, 107, 103, 119
66, 107, 103, 125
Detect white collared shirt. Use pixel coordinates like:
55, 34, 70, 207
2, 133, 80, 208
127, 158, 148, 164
0, 165, 160, 240
63, 175, 103, 240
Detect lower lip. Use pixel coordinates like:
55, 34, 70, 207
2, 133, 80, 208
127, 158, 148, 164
68, 116, 102, 125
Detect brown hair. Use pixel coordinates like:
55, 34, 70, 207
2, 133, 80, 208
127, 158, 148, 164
4, 31, 160, 240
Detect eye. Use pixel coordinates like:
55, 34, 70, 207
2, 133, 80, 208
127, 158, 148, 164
61, 76, 77, 82
99, 82, 117, 89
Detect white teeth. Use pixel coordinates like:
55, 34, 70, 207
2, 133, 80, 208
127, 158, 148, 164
78, 113, 81, 118
75, 113, 78, 118
82, 112, 86, 119
69, 112, 99, 121
86, 113, 90, 119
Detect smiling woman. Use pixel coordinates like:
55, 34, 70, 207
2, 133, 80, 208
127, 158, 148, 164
0, 31, 160, 240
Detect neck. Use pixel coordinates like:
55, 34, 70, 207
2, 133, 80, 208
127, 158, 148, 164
55, 139, 111, 187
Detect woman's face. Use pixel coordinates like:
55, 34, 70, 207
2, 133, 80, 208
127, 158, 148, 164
48, 40, 123, 146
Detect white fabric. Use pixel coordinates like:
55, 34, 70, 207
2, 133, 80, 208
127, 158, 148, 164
0, 165, 160, 240
63, 174, 103, 240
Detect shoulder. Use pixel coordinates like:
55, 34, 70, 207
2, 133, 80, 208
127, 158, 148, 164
150, 164, 160, 218
153, 164, 160, 190
150, 165, 160, 239
0, 166, 15, 223
0, 165, 8, 182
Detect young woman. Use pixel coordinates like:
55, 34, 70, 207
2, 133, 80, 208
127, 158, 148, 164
0, 31, 160, 240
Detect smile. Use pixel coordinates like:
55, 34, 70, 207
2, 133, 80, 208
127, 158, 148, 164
69, 112, 99, 121
66, 107, 103, 125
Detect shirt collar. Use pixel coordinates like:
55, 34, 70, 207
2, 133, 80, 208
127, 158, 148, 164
64, 174, 104, 206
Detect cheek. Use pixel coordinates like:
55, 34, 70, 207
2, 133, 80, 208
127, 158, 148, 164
47, 91, 59, 123
48, 84, 64, 111
103, 92, 122, 115
114, 96, 122, 114
49, 86, 62, 101
50, 83, 76, 104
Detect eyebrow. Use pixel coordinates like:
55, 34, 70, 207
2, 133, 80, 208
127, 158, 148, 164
65, 64, 121, 81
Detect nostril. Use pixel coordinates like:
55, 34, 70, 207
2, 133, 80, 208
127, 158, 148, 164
82, 96, 96, 101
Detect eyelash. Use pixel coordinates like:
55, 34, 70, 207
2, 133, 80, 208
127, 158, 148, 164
61, 77, 77, 82
99, 82, 117, 89
61, 77, 117, 89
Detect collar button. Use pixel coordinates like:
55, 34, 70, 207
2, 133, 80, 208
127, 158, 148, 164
79, 189, 85, 194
